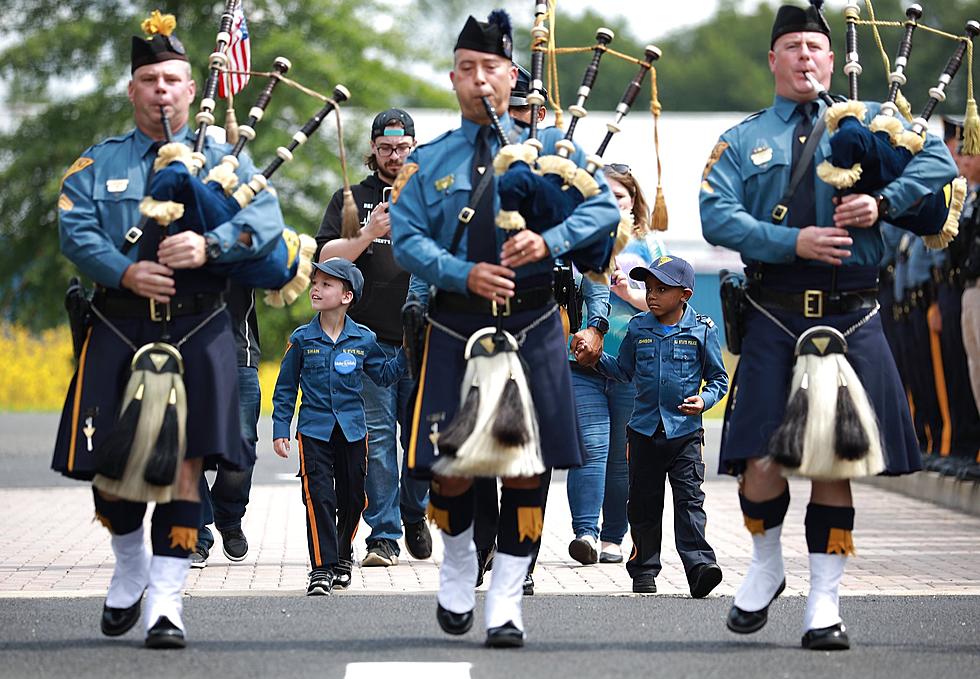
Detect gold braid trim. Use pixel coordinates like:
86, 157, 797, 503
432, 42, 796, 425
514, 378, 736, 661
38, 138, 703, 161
816, 160, 863, 189
824, 101, 868, 135
869, 114, 905, 143
139, 197, 185, 226
153, 142, 194, 172
894, 130, 925, 154
496, 210, 527, 231
569, 167, 600, 198
205, 162, 240, 194
924, 176, 968, 250
493, 143, 538, 175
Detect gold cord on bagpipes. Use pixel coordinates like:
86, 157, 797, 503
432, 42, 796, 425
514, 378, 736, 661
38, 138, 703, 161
533, 0, 668, 227
855, 0, 979, 154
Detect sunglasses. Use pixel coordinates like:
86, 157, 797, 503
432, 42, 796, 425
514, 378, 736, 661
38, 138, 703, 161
606, 163, 631, 175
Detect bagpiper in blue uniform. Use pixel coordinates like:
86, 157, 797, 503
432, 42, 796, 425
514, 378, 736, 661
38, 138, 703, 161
51, 13, 285, 649
389, 11, 619, 648
699, 1, 957, 651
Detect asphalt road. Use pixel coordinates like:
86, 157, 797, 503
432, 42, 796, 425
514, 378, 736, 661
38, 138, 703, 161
1, 595, 977, 679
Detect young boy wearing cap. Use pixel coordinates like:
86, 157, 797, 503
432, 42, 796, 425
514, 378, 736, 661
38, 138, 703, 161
577, 255, 728, 597
272, 258, 406, 595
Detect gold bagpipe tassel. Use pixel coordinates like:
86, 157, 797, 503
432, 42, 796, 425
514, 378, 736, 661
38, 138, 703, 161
766, 326, 885, 480
649, 66, 668, 231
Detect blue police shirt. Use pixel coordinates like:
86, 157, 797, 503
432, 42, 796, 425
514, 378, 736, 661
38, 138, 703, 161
272, 314, 406, 442
700, 95, 957, 267
595, 303, 729, 439
59, 124, 285, 288
390, 114, 620, 293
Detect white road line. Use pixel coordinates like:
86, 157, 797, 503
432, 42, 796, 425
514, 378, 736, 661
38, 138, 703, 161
345, 663, 472, 679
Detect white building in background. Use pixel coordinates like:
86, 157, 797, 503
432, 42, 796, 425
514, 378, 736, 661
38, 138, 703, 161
407, 108, 748, 274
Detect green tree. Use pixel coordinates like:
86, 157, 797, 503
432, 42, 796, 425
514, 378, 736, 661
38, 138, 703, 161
0, 0, 454, 357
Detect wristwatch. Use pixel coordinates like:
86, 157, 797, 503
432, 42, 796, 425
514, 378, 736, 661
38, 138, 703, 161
588, 318, 609, 335
875, 194, 891, 221
204, 234, 222, 262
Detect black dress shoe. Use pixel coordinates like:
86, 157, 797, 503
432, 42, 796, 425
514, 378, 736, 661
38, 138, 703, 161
144, 616, 186, 649
522, 573, 534, 596
101, 598, 142, 637
726, 579, 786, 634
485, 621, 525, 648
436, 603, 474, 635
689, 563, 723, 599
802, 622, 850, 650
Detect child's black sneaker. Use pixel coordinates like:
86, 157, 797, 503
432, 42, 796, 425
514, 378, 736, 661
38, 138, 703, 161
307, 569, 333, 596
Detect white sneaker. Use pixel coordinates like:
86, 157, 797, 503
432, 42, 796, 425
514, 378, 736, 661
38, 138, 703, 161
568, 535, 598, 565
599, 542, 623, 563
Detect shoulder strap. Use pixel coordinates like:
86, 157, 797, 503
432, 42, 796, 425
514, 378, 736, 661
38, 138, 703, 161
771, 115, 827, 225
448, 167, 496, 256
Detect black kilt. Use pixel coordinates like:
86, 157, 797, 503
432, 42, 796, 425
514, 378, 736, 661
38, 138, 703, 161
719, 303, 921, 477
51, 309, 247, 481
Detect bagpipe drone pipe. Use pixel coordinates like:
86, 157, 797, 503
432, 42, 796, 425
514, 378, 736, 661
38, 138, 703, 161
493, 2, 665, 282
814, 2, 977, 249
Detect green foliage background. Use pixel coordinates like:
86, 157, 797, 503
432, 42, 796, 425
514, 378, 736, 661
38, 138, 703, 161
3, 0, 980, 362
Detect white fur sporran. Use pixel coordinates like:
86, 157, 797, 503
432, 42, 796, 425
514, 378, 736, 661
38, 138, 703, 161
767, 326, 885, 480
431, 327, 544, 478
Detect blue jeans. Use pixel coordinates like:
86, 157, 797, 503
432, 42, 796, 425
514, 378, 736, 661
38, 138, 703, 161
362, 341, 429, 553
199, 366, 259, 548
567, 367, 634, 543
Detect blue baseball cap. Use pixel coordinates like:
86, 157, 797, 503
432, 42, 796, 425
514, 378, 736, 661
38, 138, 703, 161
312, 257, 365, 303
630, 254, 695, 291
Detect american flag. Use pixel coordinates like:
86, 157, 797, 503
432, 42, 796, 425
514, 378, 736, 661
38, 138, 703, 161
218, 2, 250, 98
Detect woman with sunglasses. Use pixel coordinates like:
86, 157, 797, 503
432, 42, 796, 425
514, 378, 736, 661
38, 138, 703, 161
567, 164, 668, 567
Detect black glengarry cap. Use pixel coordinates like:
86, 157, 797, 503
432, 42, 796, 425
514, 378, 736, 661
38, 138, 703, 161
771, 0, 832, 49
455, 9, 513, 60
131, 10, 188, 73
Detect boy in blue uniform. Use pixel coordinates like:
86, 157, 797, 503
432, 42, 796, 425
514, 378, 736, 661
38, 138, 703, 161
580, 255, 728, 597
272, 258, 406, 595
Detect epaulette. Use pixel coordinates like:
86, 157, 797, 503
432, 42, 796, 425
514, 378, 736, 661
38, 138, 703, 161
696, 314, 715, 329
629, 311, 647, 324
415, 129, 454, 151
94, 129, 137, 148
739, 109, 765, 124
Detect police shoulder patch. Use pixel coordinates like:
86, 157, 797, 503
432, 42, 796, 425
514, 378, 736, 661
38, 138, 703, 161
390, 162, 420, 205
61, 157, 94, 188
58, 193, 74, 211
701, 141, 729, 183
696, 314, 715, 328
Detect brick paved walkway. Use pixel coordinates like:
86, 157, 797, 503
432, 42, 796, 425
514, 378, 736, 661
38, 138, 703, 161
2, 478, 978, 598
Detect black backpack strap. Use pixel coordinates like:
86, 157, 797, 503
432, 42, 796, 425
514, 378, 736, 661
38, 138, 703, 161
447, 167, 496, 256
771, 115, 827, 225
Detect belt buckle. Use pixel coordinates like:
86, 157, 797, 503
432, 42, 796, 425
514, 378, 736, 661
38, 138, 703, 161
491, 296, 511, 317
803, 289, 823, 318
149, 299, 171, 322
771, 204, 788, 222
458, 207, 475, 224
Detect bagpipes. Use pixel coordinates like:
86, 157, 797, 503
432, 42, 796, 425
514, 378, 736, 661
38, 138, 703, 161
494, 1, 667, 286
141, 4, 357, 306
815, 1, 977, 250
765, 0, 980, 481
429, 96, 545, 480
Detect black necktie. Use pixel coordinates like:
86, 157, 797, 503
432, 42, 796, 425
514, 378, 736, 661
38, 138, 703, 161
138, 140, 166, 261
467, 125, 497, 263
787, 101, 817, 228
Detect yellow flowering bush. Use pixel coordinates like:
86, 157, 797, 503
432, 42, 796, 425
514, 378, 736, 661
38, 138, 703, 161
0, 323, 74, 411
